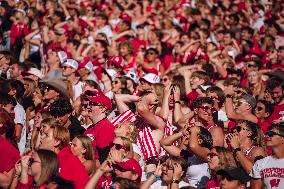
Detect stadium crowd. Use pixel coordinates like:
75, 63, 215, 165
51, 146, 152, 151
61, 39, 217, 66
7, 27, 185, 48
0, 0, 284, 188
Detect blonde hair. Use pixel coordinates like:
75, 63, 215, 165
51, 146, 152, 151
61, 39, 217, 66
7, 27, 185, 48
214, 146, 237, 171
76, 135, 94, 161
118, 121, 138, 143
50, 125, 70, 150
23, 78, 37, 97
120, 136, 133, 158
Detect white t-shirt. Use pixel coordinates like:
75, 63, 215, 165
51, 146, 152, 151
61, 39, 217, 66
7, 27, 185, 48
14, 102, 26, 155
186, 155, 210, 188
132, 143, 146, 181
73, 80, 84, 101
250, 156, 284, 189
150, 180, 190, 189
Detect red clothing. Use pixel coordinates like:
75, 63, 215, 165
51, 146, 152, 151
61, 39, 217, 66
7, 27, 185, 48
16, 176, 46, 189
258, 118, 270, 134
186, 91, 199, 107
0, 136, 20, 173
58, 146, 89, 189
206, 178, 220, 189
84, 118, 115, 158
10, 23, 29, 47
96, 175, 113, 189
268, 103, 284, 123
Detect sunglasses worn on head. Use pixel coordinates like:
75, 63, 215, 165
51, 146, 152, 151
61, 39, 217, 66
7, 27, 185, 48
266, 130, 284, 138
109, 143, 128, 151
207, 152, 218, 158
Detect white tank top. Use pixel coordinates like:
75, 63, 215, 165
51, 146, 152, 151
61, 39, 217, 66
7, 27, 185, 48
186, 155, 210, 188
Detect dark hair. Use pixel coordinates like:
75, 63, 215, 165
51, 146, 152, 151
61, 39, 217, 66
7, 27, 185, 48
206, 86, 225, 108
48, 176, 74, 189
50, 98, 73, 117
0, 93, 16, 106
54, 11, 65, 22
257, 100, 274, 116
266, 77, 283, 92
95, 39, 109, 54
199, 126, 213, 149
201, 63, 214, 79
113, 178, 139, 189
8, 80, 25, 101
192, 97, 214, 109
267, 123, 284, 136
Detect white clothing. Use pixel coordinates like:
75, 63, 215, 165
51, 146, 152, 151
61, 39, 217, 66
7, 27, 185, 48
150, 180, 190, 189
14, 102, 26, 155
186, 155, 210, 188
250, 156, 284, 189
95, 25, 113, 42
73, 80, 84, 101
132, 143, 146, 181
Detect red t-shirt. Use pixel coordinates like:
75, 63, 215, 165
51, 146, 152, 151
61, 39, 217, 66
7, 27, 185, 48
58, 146, 89, 189
268, 103, 284, 124
0, 136, 20, 173
84, 118, 115, 158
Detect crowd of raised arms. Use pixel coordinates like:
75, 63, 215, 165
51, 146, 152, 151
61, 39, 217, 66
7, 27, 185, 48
0, 0, 284, 189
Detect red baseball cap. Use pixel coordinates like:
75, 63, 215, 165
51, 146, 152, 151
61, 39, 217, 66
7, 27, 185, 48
114, 158, 142, 178
108, 56, 125, 68
84, 90, 112, 110
79, 59, 94, 72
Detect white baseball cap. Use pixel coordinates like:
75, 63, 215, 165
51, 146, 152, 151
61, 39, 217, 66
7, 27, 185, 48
57, 51, 67, 64
125, 71, 138, 83
26, 68, 44, 79
64, 59, 78, 70
105, 69, 118, 81
140, 73, 160, 84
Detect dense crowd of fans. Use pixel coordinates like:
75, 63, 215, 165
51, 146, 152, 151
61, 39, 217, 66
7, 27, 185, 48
0, 0, 284, 188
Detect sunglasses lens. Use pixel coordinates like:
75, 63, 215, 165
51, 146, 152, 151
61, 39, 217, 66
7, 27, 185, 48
236, 126, 241, 132
257, 106, 263, 111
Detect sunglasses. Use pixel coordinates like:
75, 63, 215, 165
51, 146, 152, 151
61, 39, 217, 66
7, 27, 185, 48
255, 106, 263, 111
28, 158, 40, 167
266, 130, 284, 138
81, 103, 90, 108
199, 105, 212, 111
209, 96, 219, 101
147, 52, 156, 55
207, 152, 218, 158
235, 126, 250, 133
109, 143, 128, 151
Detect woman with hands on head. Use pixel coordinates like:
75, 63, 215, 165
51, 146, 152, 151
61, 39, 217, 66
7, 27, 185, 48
141, 156, 191, 189
227, 120, 267, 174
160, 125, 213, 188
12, 149, 59, 189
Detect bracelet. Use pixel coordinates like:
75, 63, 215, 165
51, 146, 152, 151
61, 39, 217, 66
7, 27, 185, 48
233, 148, 241, 156
225, 95, 233, 99
174, 101, 181, 104
172, 179, 180, 184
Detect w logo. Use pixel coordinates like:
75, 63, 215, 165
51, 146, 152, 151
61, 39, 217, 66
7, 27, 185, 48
270, 179, 280, 188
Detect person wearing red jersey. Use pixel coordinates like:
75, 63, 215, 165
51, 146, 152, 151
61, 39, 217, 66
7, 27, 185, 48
39, 125, 89, 189
82, 90, 115, 163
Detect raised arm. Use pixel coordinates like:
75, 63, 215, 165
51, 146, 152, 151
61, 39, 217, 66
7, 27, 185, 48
137, 100, 165, 131
114, 94, 139, 114
160, 132, 183, 157
157, 85, 171, 120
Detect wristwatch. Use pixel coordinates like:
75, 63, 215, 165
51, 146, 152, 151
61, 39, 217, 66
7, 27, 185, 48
233, 148, 241, 156
172, 179, 180, 184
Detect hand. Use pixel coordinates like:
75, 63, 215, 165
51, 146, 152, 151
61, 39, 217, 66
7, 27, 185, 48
14, 160, 22, 176
99, 160, 113, 173
189, 125, 200, 134
108, 150, 123, 164
163, 85, 172, 98
172, 85, 180, 101
154, 162, 162, 177
21, 155, 31, 169
228, 132, 240, 150
173, 163, 183, 180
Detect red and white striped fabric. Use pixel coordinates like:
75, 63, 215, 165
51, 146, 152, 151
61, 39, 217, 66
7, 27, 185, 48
111, 110, 159, 160
159, 120, 178, 157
